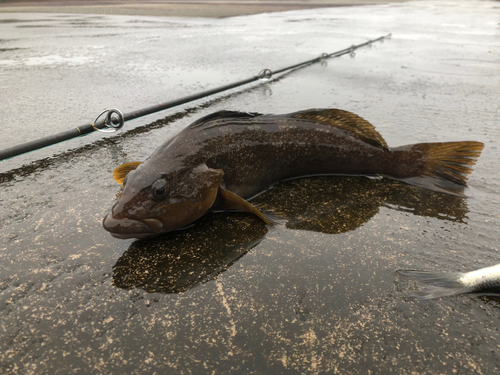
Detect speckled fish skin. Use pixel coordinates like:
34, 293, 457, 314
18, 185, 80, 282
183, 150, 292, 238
180, 113, 399, 198
398, 264, 500, 300
102, 109, 483, 239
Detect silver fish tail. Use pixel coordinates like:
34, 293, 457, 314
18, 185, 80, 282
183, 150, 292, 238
397, 264, 500, 300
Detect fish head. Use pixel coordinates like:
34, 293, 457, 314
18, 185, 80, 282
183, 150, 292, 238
103, 163, 224, 239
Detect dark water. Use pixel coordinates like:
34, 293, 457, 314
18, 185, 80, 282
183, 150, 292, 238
1, 2, 500, 374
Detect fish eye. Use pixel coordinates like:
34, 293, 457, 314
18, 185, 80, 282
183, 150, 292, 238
151, 178, 168, 198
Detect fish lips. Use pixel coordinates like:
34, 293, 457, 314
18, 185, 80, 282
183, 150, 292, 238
102, 214, 164, 240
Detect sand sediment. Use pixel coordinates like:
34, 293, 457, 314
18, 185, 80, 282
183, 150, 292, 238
0, 0, 411, 18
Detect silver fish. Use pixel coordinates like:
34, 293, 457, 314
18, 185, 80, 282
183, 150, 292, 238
397, 264, 500, 300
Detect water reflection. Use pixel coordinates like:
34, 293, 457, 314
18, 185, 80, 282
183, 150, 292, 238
113, 213, 267, 293
113, 176, 468, 293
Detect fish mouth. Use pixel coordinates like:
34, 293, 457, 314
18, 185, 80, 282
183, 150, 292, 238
102, 214, 164, 240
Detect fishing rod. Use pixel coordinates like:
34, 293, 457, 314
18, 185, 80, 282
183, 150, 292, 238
0, 33, 391, 161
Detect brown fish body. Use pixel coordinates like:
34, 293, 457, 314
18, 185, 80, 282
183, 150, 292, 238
151, 113, 420, 198
103, 109, 483, 239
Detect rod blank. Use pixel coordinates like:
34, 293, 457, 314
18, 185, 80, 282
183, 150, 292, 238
0, 34, 391, 161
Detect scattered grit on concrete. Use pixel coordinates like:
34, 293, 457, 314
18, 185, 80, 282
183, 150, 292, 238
0, 0, 413, 17
1, 0, 500, 374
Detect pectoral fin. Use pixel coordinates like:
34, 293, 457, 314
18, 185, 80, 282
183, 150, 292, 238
113, 161, 142, 184
216, 186, 287, 227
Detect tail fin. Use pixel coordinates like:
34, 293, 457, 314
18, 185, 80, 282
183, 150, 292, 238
397, 269, 473, 300
395, 141, 484, 196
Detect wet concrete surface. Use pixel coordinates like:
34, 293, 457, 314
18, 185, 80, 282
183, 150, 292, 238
1, 1, 500, 373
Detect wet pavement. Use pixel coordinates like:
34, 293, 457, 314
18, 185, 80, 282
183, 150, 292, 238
1, 1, 500, 373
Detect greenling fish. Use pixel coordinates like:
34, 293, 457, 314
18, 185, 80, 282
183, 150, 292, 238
397, 264, 500, 300
102, 109, 484, 239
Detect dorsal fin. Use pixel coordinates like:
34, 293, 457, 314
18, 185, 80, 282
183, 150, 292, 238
188, 110, 262, 129
289, 109, 389, 150
113, 161, 142, 184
